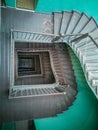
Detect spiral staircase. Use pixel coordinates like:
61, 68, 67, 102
11, 10, 98, 100
1, 7, 98, 124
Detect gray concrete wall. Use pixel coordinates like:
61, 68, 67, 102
0, 7, 53, 122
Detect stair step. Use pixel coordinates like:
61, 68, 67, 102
60, 11, 72, 35
67, 92, 75, 102
85, 63, 98, 67
32, 89, 37, 95
55, 98, 62, 114
59, 95, 68, 111
74, 39, 92, 51
53, 12, 62, 35
55, 86, 66, 92
58, 53, 71, 58
72, 13, 89, 34
41, 88, 49, 94
78, 52, 98, 62
89, 28, 98, 39
76, 38, 97, 50
22, 89, 27, 96
76, 44, 97, 54
15, 31, 53, 43
62, 70, 74, 74
71, 39, 89, 51
78, 48, 98, 59
51, 55, 58, 59
58, 55, 71, 59
92, 79, 98, 87
82, 55, 98, 63
17, 90, 22, 96
70, 17, 97, 43
63, 94, 72, 106
78, 49, 98, 60
35, 88, 42, 95
39, 88, 44, 94
44, 88, 52, 94
80, 17, 97, 33
55, 71, 63, 75
66, 81, 76, 88
91, 80, 98, 95
48, 88, 56, 93
66, 11, 81, 34
39, 88, 46, 94
77, 46, 98, 57
62, 66, 73, 69
64, 75, 76, 81
28, 89, 32, 95
87, 71, 98, 81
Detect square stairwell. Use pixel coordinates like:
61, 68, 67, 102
9, 42, 56, 99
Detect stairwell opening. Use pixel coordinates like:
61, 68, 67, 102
18, 52, 41, 77
14, 42, 55, 86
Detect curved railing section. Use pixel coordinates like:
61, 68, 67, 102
10, 9, 98, 99
53, 10, 98, 99
65, 34, 98, 99
2, 6, 98, 122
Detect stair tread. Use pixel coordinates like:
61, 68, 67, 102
89, 28, 98, 39
80, 17, 97, 33
53, 12, 62, 35
66, 11, 81, 34
60, 11, 72, 35
72, 13, 89, 34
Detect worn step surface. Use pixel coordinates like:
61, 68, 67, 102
53, 12, 62, 35
2, 7, 98, 122
72, 13, 89, 34
60, 11, 72, 35
65, 11, 81, 34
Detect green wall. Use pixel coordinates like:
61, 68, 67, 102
35, 2, 98, 129
35, 46, 98, 130
2, 1, 98, 130
36, 0, 98, 22
1, 122, 15, 130
5, 0, 16, 7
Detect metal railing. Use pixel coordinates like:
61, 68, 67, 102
64, 33, 98, 99
10, 29, 98, 99
11, 29, 59, 43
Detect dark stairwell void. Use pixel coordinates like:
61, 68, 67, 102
7, 42, 78, 120
10, 42, 77, 101
10, 42, 56, 98
18, 54, 41, 77
11, 42, 56, 98
14, 42, 55, 85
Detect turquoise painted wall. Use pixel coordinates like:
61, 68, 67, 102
5, 0, 16, 7
1, 122, 15, 130
2, 1, 98, 130
36, 0, 98, 22
35, 46, 98, 130
35, 4, 98, 130
5, 0, 98, 22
